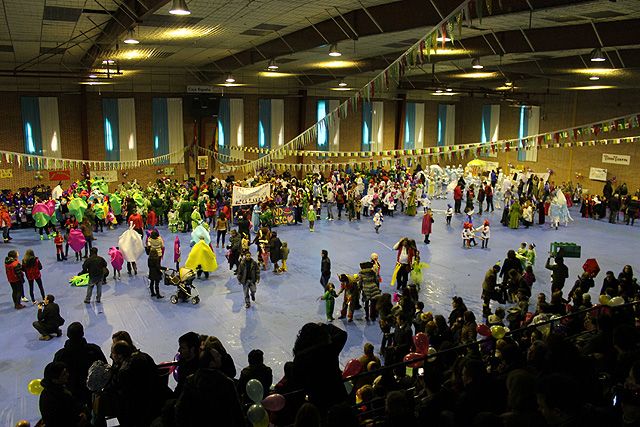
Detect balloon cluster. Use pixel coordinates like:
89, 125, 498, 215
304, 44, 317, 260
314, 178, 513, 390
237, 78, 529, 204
245, 379, 286, 427
122, 172, 129, 178
156, 169, 163, 174
34, 171, 44, 180
28, 378, 43, 395
575, 172, 584, 180
402, 332, 433, 368
477, 324, 510, 339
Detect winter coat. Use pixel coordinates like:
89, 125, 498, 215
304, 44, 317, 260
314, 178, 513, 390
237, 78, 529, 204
147, 255, 165, 281
175, 368, 245, 427
37, 302, 65, 333
81, 255, 107, 281
500, 257, 523, 280
321, 256, 331, 277
23, 257, 43, 281
269, 237, 282, 263
5, 256, 23, 283
128, 213, 144, 230
238, 258, 260, 285
421, 213, 434, 235
54, 337, 107, 405
454, 186, 463, 201
360, 267, 381, 301
147, 236, 164, 256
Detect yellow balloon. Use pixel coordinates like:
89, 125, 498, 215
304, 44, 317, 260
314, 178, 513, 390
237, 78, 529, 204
598, 295, 610, 306
28, 379, 43, 395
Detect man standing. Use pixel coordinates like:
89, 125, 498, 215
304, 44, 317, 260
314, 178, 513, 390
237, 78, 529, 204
81, 247, 108, 304
485, 182, 494, 213
320, 249, 331, 290
5, 249, 25, 309
453, 184, 463, 214
237, 252, 260, 308
545, 255, 569, 293
33, 294, 65, 341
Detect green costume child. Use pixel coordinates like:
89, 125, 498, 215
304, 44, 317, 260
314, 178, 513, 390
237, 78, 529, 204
308, 208, 317, 232
320, 283, 338, 321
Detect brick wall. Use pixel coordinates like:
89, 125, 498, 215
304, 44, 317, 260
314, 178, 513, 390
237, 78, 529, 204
1, 89, 639, 191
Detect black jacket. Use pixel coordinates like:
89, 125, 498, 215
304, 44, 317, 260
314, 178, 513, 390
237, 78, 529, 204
175, 368, 244, 427
39, 381, 86, 427
237, 258, 260, 285
37, 302, 64, 331
269, 237, 282, 262
81, 255, 107, 281
321, 256, 331, 277
147, 255, 165, 281
238, 364, 273, 402
54, 338, 107, 405
500, 257, 523, 280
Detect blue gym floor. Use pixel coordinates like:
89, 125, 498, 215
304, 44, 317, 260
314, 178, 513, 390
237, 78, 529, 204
0, 197, 638, 425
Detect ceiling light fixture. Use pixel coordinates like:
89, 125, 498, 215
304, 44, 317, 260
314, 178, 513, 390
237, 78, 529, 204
338, 80, 347, 87
436, 35, 451, 42
169, 0, 191, 15
446, 87, 453, 92
225, 74, 235, 83
102, 59, 115, 65
89, 74, 97, 79
267, 59, 279, 70
435, 88, 444, 93
472, 58, 483, 69
590, 48, 605, 62
589, 75, 600, 81
328, 44, 342, 57
505, 80, 513, 87
123, 29, 139, 45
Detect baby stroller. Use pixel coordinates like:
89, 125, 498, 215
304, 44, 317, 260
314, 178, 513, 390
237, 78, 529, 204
164, 268, 200, 305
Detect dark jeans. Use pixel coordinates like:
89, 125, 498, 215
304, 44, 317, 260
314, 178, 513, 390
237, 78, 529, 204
127, 261, 137, 274
396, 264, 409, 291
216, 230, 227, 246
28, 277, 45, 302
33, 320, 57, 336
149, 278, 160, 295
320, 274, 330, 290
364, 297, 378, 321
10, 281, 23, 306
486, 197, 494, 212
3, 226, 10, 240
454, 199, 462, 213
84, 239, 93, 256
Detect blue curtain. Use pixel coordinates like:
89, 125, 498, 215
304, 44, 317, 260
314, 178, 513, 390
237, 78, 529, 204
21, 97, 43, 156
258, 99, 271, 156
317, 100, 329, 151
437, 104, 447, 147
362, 101, 372, 151
152, 98, 169, 163
218, 98, 230, 156
102, 99, 120, 161
404, 102, 416, 149
518, 106, 529, 161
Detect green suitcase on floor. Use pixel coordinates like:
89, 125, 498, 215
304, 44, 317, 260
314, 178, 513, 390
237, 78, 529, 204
550, 242, 581, 258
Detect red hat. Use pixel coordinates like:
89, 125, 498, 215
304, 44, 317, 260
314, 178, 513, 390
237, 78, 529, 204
484, 220, 490, 226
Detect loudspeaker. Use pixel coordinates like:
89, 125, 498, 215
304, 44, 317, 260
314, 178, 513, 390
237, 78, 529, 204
186, 96, 219, 118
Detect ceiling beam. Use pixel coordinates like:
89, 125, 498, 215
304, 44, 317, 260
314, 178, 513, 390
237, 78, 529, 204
207, 0, 592, 73
297, 18, 640, 86
80, 0, 171, 68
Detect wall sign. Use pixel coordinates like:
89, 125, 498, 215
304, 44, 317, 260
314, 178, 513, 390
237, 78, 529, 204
0, 169, 13, 179
91, 170, 118, 183
197, 156, 209, 170
602, 153, 630, 165
187, 85, 215, 94
48, 170, 70, 181
589, 167, 608, 182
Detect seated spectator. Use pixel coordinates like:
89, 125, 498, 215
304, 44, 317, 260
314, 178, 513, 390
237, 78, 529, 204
39, 361, 89, 427
53, 322, 107, 407
357, 343, 381, 371
175, 331, 201, 397
175, 347, 244, 427
238, 349, 273, 402
200, 335, 237, 379
500, 369, 547, 427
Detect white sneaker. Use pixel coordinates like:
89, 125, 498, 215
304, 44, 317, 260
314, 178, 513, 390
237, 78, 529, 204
21, 297, 29, 302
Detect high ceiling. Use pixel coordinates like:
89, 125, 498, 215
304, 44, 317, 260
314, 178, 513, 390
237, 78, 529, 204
0, 0, 638, 98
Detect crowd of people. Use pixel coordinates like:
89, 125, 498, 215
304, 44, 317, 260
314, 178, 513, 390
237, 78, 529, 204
2, 163, 639, 426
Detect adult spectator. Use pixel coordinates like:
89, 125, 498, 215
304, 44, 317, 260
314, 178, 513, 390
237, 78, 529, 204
500, 250, 523, 283
357, 343, 381, 371
360, 261, 381, 321
174, 347, 244, 427
53, 322, 107, 407
237, 251, 260, 308
238, 349, 273, 402
81, 247, 107, 304
39, 361, 89, 427
32, 294, 64, 341
545, 255, 569, 293
320, 249, 331, 290
5, 249, 25, 309
269, 231, 282, 273
175, 332, 200, 397
293, 323, 348, 411
200, 335, 237, 379
536, 373, 591, 426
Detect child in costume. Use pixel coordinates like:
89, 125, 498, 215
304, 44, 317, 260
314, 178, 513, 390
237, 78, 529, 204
475, 220, 490, 249
320, 283, 338, 321
446, 204, 453, 227
421, 208, 434, 244
373, 209, 383, 234
308, 205, 317, 232
168, 209, 179, 233
280, 241, 289, 272
173, 236, 181, 270
371, 253, 381, 284
53, 231, 65, 261
462, 223, 477, 248
108, 246, 124, 279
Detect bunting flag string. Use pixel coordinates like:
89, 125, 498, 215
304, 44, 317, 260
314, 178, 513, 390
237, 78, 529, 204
0, 146, 189, 171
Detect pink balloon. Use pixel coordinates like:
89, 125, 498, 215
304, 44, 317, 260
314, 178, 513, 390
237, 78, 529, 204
262, 393, 286, 412
342, 359, 363, 379
413, 333, 430, 355
403, 352, 424, 368
477, 324, 491, 337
